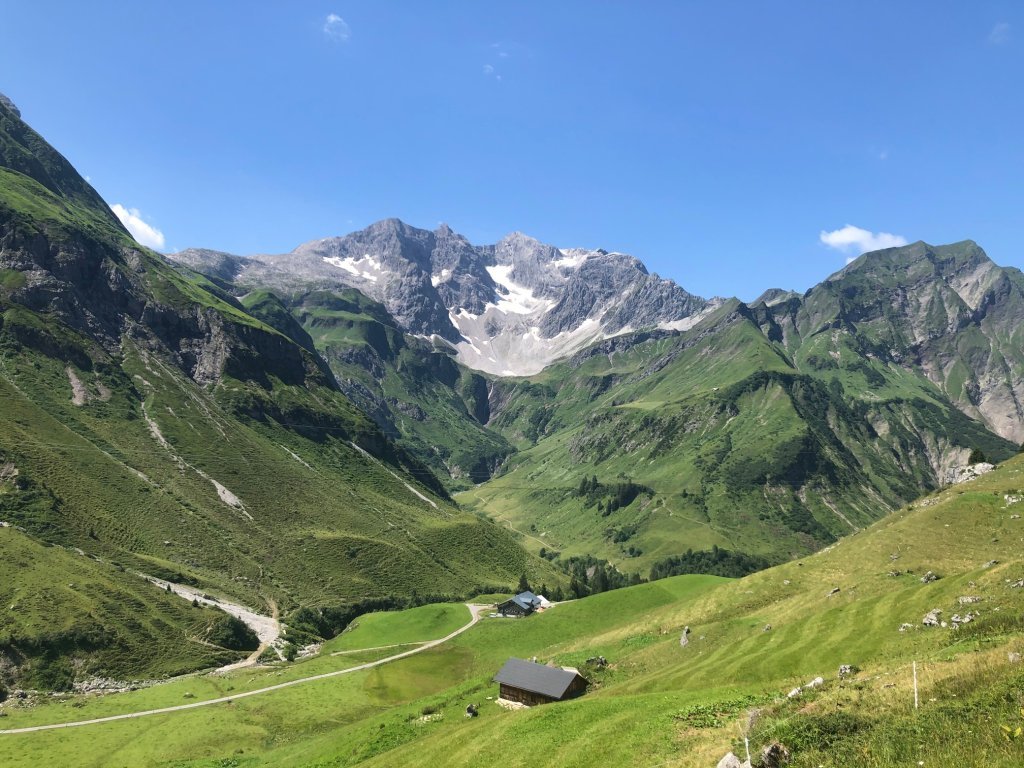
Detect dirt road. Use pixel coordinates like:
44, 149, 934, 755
0, 604, 487, 735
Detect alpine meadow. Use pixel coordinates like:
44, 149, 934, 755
2, 5, 1024, 768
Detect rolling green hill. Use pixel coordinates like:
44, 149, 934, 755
0, 94, 558, 691
3, 452, 1023, 767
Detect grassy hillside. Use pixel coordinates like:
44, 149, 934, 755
461, 302, 1017, 573
245, 288, 514, 489
3, 453, 1024, 766
0, 525, 240, 691
0, 94, 561, 691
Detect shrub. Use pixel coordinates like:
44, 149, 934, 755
205, 615, 259, 651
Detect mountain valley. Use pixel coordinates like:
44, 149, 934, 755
1, 90, 1024, 768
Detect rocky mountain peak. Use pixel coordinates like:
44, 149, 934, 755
170, 218, 713, 376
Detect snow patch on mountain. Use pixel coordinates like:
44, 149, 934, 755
553, 249, 593, 270
449, 317, 606, 376
323, 254, 385, 283
172, 219, 711, 377
485, 265, 556, 315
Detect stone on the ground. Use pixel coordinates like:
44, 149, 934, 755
922, 609, 942, 627
920, 570, 939, 583
760, 741, 792, 767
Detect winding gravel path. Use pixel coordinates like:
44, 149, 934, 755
0, 604, 486, 735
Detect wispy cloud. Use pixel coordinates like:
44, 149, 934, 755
820, 224, 907, 263
324, 13, 350, 42
989, 21, 1010, 45
111, 204, 166, 250
482, 63, 502, 81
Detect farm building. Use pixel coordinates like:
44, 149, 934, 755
496, 591, 542, 617
493, 657, 588, 706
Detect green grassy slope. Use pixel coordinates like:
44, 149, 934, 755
252, 288, 514, 489
4, 454, 1024, 766
463, 302, 1016, 572
0, 525, 240, 690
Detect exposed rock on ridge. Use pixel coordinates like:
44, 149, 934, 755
171, 220, 712, 376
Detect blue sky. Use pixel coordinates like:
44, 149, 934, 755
2, 2, 1022, 300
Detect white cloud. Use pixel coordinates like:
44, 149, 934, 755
324, 13, 350, 41
111, 204, 166, 250
483, 64, 495, 75
820, 225, 908, 262
989, 21, 1010, 45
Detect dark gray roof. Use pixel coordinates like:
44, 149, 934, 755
498, 591, 541, 612
493, 658, 585, 699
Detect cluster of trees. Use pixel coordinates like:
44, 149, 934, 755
287, 583, 510, 641
576, 475, 652, 516
518, 555, 644, 603
648, 546, 774, 580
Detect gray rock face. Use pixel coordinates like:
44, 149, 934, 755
169, 219, 712, 376
759, 240, 1024, 443
0, 92, 20, 118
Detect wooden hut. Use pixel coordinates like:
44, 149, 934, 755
493, 657, 588, 706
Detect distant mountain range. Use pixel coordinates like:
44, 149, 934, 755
172, 223, 1024, 446
169, 214, 1024, 571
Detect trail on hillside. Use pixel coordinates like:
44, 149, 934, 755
348, 441, 440, 510
0, 604, 486, 735
140, 399, 253, 521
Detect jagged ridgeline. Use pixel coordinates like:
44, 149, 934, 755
172, 210, 1024, 574
0, 95, 558, 685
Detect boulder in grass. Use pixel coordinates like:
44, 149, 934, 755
716, 752, 746, 768
760, 741, 791, 768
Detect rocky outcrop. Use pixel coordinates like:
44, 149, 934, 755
169, 220, 711, 376
946, 462, 995, 485
766, 241, 1024, 443
0, 92, 19, 118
